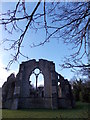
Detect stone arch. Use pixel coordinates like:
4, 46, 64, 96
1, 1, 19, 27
28, 67, 45, 98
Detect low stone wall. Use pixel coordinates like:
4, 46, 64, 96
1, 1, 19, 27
18, 97, 52, 109
2, 99, 13, 109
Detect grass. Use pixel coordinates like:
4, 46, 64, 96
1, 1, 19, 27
1, 102, 90, 119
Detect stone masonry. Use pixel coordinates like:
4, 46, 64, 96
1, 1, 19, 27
2, 59, 75, 109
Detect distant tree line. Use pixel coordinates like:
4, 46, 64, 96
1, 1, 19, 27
71, 78, 90, 103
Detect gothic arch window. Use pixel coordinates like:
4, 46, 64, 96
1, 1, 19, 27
58, 82, 62, 98
37, 73, 44, 87
29, 68, 44, 97
29, 73, 36, 88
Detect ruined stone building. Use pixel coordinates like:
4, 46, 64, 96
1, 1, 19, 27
2, 59, 75, 109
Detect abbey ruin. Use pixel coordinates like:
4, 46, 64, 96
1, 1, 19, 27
2, 59, 75, 109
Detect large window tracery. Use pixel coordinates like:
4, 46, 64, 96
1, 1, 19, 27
29, 68, 44, 97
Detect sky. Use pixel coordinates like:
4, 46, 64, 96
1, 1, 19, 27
0, 1, 88, 87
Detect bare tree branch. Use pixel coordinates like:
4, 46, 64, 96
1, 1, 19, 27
1, 0, 42, 70
1, 1, 90, 71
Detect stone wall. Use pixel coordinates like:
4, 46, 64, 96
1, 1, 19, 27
2, 59, 75, 109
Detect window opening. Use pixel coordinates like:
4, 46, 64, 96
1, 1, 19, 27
58, 82, 62, 98
29, 68, 44, 97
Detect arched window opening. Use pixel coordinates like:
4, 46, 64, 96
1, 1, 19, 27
58, 75, 60, 80
37, 73, 44, 98
29, 73, 36, 88
58, 82, 62, 98
58, 82, 60, 86
29, 68, 44, 98
37, 73, 44, 87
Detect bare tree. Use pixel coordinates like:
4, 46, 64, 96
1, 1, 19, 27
0, 1, 90, 71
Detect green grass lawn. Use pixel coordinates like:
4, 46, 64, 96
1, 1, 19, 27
1, 102, 90, 119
